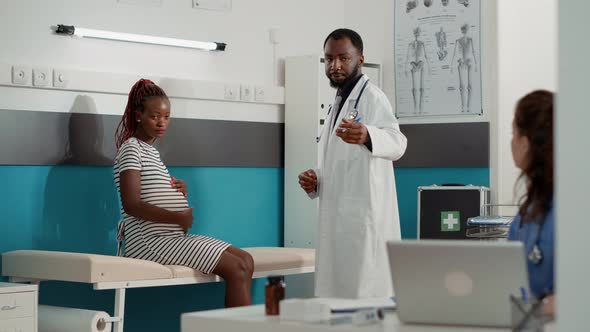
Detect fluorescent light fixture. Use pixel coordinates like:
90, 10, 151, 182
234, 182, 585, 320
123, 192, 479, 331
53, 24, 226, 51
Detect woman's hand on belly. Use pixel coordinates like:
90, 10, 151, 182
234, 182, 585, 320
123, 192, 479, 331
177, 208, 194, 233
171, 176, 188, 197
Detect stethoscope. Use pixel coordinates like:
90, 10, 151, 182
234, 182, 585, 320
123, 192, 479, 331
316, 78, 370, 143
521, 222, 544, 265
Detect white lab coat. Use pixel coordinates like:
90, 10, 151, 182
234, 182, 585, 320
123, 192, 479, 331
311, 74, 407, 298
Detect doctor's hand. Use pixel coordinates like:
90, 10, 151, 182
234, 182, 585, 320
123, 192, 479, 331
336, 119, 369, 145
171, 176, 188, 197
298, 169, 317, 193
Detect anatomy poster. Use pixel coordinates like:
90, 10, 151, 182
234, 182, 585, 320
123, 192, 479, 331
394, 0, 482, 117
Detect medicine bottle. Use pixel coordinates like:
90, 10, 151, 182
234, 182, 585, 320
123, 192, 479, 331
265, 275, 285, 315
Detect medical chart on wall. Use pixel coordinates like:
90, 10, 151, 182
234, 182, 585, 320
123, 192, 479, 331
394, 0, 482, 118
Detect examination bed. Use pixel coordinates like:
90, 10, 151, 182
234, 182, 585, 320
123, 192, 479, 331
2, 247, 315, 332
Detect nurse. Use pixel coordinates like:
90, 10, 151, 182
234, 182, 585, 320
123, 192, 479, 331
507, 90, 555, 311
298, 28, 408, 298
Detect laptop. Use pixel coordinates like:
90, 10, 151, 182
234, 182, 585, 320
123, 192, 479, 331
386, 240, 528, 327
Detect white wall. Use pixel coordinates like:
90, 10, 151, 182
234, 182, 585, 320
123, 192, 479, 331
0, 0, 355, 122
495, 0, 557, 210
343, 0, 389, 83
0, 0, 496, 123
557, 2, 590, 329
0, 0, 346, 83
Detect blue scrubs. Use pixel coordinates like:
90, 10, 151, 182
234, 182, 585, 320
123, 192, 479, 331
507, 201, 555, 299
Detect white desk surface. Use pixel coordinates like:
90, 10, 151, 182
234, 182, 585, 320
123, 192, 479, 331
182, 304, 555, 332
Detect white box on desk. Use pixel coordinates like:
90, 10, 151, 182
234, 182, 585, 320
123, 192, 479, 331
279, 298, 331, 323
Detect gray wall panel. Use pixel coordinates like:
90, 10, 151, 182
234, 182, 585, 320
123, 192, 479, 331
396, 122, 489, 167
0, 109, 284, 167
1, 109, 484, 168
158, 119, 284, 167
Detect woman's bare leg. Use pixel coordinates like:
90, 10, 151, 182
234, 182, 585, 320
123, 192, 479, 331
212, 246, 254, 307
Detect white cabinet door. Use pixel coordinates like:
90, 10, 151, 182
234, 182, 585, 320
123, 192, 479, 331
0, 317, 35, 332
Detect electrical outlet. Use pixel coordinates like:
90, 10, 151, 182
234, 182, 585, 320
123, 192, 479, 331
240, 84, 253, 102
53, 69, 68, 88
32, 67, 50, 87
254, 86, 265, 102
224, 84, 238, 100
11, 65, 30, 85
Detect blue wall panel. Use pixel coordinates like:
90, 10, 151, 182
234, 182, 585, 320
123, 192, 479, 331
0, 166, 283, 332
0, 165, 488, 331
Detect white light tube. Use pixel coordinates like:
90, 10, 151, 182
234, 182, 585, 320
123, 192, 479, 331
53, 25, 226, 51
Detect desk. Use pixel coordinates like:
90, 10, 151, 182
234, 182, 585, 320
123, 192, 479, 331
182, 304, 555, 332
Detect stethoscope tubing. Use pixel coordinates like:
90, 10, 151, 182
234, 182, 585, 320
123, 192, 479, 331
317, 78, 370, 143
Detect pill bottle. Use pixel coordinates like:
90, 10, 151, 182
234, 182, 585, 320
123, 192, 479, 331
265, 275, 285, 315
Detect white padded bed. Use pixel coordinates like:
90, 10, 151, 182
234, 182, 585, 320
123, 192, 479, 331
2, 247, 315, 332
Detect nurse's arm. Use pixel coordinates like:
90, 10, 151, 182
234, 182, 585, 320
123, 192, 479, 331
543, 295, 555, 317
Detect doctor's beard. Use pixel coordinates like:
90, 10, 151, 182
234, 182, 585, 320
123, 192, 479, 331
328, 62, 360, 89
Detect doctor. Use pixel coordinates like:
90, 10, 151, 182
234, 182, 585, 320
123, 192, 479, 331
298, 28, 407, 298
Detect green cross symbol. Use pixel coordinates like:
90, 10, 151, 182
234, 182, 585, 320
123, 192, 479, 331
441, 211, 460, 232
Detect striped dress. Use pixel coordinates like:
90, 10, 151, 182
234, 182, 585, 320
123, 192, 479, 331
114, 137, 230, 273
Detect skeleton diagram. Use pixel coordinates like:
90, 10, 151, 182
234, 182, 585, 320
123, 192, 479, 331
405, 27, 431, 114
406, 0, 417, 13
435, 27, 448, 61
450, 24, 478, 113
457, 0, 469, 7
